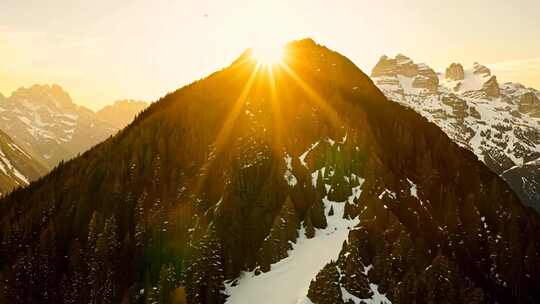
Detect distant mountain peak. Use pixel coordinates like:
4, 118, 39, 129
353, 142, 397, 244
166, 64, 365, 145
472, 62, 491, 77
9, 83, 76, 112
372, 54, 439, 93
445, 63, 465, 81
0, 84, 146, 168
96, 99, 148, 129
482, 75, 500, 97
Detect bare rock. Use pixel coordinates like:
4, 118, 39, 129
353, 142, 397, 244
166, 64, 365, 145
445, 63, 465, 81
472, 62, 491, 77
371, 54, 417, 78
517, 92, 540, 117
482, 76, 500, 98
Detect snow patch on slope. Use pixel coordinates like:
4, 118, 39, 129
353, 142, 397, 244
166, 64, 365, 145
0, 148, 29, 185
225, 179, 363, 304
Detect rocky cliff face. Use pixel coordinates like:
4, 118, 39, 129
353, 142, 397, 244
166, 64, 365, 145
372, 55, 540, 212
1, 40, 539, 304
372, 54, 439, 93
445, 63, 465, 81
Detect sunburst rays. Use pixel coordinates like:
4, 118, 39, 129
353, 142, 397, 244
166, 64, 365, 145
189, 43, 346, 206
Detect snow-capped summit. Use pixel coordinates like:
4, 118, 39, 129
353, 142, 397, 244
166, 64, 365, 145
372, 55, 540, 211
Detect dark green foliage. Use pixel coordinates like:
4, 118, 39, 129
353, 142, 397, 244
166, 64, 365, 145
185, 226, 225, 304
256, 196, 299, 272
307, 261, 344, 304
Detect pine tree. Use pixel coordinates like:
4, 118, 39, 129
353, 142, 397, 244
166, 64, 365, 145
256, 196, 299, 272
87, 212, 104, 304
157, 264, 176, 304
63, 239, 87, 304
307, 261, 344, 304
304, 215, 315, 239
186, 226, 225, 304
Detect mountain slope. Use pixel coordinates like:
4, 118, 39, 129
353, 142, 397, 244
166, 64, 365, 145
371, 55, 540, 212
96, 99, 148, 129
0, 39, 539, 304
0, 130, 47, 194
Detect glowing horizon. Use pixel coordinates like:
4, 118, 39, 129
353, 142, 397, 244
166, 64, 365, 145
1, 0, 540, 110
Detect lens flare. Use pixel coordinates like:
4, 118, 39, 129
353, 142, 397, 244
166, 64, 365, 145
251, 43, 285, 66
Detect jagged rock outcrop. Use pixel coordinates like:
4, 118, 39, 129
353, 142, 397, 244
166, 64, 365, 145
372, 54, 418, 77
473, 62, 491, 77
482, 76, 501, 98
372, 54, 439, 93
517, 92, 540, 117
412, 73, 438, 93
444, 63, 465, 80
445, 63, 465, 80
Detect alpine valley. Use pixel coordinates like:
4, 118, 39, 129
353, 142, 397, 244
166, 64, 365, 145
1, 39, 539, 304
371, 55, 540, 212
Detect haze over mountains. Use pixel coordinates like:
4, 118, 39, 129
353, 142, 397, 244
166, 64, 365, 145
371, 55, 540, 212
1, 39, 538, 304
0, 84, 147, 193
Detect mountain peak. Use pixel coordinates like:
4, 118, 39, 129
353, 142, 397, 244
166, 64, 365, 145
96, 99, 148, 129
482, 75, 500, 97
445, 62, 465, 80
472, 62, 491, 77
10, 83, 74, 109
371, 54, 439, 93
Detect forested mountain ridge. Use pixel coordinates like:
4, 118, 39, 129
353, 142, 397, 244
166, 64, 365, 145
0, 39, 539, 304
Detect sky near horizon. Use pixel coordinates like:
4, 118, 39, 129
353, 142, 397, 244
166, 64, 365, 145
1, 0, 539, 110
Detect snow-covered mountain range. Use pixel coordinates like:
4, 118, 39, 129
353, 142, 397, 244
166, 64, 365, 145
371, 55, 540, 212
0, 84, 147, 168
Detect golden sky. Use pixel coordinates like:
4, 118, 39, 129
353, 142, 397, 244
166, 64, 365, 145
1, 0, 539, 109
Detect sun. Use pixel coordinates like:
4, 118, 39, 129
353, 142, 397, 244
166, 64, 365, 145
251, 42, 285, 66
